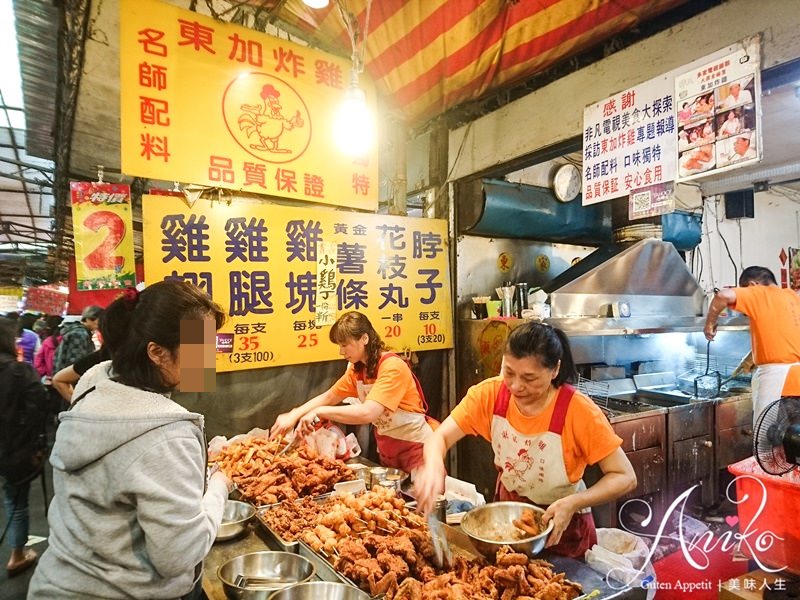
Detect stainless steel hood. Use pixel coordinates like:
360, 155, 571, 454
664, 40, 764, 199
541, 238, 748, 335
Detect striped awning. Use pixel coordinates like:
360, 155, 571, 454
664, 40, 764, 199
256, 0, 686, 124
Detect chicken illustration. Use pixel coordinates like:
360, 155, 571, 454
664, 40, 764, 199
504, 447, 534, 479
239, 83, 304, 153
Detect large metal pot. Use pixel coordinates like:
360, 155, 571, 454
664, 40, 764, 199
268, 582, 370, 600
460, 501, 553, 558
216, 500, 256, 542
218, 551, 315, 600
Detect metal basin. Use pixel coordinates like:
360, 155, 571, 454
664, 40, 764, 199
268, 582, 370, 600
216, 500, 256, 542
460, 501, 553, 558
218, 551, 315, 600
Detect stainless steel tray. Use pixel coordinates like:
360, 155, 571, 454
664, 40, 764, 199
255, 506, 299, 553
297, 539, 352, 586
296, 523, 481, 600
255, 492, 337, 553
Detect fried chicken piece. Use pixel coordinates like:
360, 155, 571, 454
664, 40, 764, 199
369, 571, 398, 596
495, 548, 528, 567
495, 564, 526, 588
381, 534, 417, 564
377, 551, 410, 580
345, 557, 382, 587
513, 508, 543, 537
337, 537, 370, 562
391, 577, 423, 600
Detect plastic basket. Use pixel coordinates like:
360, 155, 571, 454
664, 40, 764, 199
728, 456, 800, 575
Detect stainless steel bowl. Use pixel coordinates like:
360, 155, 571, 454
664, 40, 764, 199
268, 582, 370, 600
218, 552, 315, 600
369, 466, 408, 488
216, 500, 257, 542
460, 501, 554, 558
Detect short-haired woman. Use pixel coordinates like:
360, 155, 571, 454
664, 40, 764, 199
28, 281, 233, 600
416, 321, 636, 558
270, 311, 437, 475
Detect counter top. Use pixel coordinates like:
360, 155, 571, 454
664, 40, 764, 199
203, 522, 284, 600
203, 519, 645, 600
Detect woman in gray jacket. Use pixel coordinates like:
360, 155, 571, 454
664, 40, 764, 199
28, 280, 232, 599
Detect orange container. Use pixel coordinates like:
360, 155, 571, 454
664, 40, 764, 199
728, 457, 800, 575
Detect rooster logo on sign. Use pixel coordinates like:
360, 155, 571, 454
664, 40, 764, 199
238, 84, 304, 154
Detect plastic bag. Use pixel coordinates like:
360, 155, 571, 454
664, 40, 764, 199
302, 425, 362, 460
585, 528, 656, 599
207, 427, 271, 460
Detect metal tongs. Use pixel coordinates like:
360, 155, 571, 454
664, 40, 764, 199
275, 433, 302, 458
426, 514, 453, 569
233, 574, 290, 590
275, 416, 323, 458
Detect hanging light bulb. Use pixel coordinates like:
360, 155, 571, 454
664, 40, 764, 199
302, 0, 329, 8
334, 72, 375, 157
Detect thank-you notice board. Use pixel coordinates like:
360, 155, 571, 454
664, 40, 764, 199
142, 196, 453, 372
119, 0, 378, 211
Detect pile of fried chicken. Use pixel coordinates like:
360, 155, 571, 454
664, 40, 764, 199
211, 436, 353, 505
262, 486, 581, 599
260, 486, 422, 545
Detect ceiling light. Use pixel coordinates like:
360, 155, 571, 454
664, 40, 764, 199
302, 0, 329, 8
334, 72, 374, 156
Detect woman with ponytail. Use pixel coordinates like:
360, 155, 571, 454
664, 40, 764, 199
29, 281, 231, 600
416, 321, 636, 559
270, 311, 437, 475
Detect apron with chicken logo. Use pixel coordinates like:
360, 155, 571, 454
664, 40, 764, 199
354, 353, 437, 473
752, 362, 800, 425
492, 382, 596, 558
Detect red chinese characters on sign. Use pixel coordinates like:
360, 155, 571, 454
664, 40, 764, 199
697, 60, 731, 84
314, 60, 343, 88
140, 133, 171, 162
139, 63, 167, 89
228, 33, 263, 66
136, 28, 171, 163
273, 47, 305, 78
352, 174, 370, 195
138, 28, 167, 56
177, 19, 216, 54
209, 156, 234, 183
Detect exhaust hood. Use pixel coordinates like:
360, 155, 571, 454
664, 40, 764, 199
542, 239, 748, 336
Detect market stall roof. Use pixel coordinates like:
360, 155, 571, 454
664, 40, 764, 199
8, 0, 716, 286
0, 0, 55, 287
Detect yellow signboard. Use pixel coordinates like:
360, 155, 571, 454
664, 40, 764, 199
142, 195, 453, 371
119, 0, 378, 211
70, 182, 137, 290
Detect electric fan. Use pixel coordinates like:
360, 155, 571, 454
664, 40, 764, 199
754, 397, 800, 475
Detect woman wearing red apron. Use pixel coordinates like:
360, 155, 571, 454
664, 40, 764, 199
416, 322, 636, 558
270, 311, 437, 475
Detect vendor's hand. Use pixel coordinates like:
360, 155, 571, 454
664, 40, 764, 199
297, 413, 321, 436
415, 459, 447, 516
270, 412, 297, 439
703, 322, 717, 342
542, 496, 578, 548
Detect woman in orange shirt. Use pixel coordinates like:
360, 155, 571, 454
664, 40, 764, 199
270, 311, 437, 474
416, 322, 636, 558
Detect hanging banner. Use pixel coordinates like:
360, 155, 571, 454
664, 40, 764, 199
0, 287, 22, 312
582, 75, 676, 205
70, 182, 137, 291
119, 0, 378, 211
675, 36, 761, 180
142, 196, 453, 372
25, 285, 68, 315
